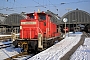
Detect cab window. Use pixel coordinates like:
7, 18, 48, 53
29, 14, 34, 19
38, 14, 46, 20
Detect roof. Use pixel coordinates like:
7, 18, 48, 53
4, 13, 26, 26
61, 9, 90, 24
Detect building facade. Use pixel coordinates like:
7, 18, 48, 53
60, 9, 90, 32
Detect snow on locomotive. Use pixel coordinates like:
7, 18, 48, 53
13, 11, 61, 52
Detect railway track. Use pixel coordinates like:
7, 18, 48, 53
0, 41, 12, 49
0, 40, 31, 60
4, 52, 34, 60
0, 34, 38, 60
83, 32, 90, 37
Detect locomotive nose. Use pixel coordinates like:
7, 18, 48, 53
20, 20, 39, 39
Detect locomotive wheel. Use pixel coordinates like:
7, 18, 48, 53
28, 40, 38, 53
13, 40, 18, 48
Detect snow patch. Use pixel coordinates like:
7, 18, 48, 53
70, 38, 90, 60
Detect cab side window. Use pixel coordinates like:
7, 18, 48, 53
38, 14, 46, 20
30, 14, 34, 19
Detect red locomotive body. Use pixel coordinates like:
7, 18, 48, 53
13, 11, 61, 52
20, 12, 60, 39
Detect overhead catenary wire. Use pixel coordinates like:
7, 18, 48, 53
49, 0, 90, 6
48, 0, 58, 11
0, 0, 16, 11
1, 0, 90, 10
32, 0, 47, 8
47, 0, 59, 14
6, 0, 15, 2
0, 0, 90, 12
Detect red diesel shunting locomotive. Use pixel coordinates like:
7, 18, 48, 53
13, 11, 61, 52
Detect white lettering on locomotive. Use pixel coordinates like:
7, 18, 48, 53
21, 22, 36, 25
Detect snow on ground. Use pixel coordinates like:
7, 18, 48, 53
29, 32, 82, 60
0, 40, 32, 60
0, 47, 21, 60
70, 37, 90, 60
0, 41, 21, 60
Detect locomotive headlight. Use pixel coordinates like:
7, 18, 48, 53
20, 26, 22, 30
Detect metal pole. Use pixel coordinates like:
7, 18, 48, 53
68, 19, 70, 37
66, 9, 72, 37
73, 22, 75, 33
76, 19, 77, 32
72, 20, 76, 33
11, 21, 13, 33
63, 18, 68, 38
65, 22, 66, 37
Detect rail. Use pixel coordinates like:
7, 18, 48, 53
4, 52, 34, 60
4, 52, 28, 60
0, 41, 12, 49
